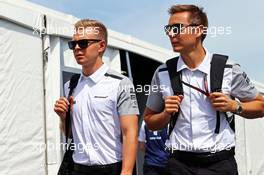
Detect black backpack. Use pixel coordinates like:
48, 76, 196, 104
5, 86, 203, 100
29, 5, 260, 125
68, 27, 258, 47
58, 74, 80, 175
166, 54, 235, 136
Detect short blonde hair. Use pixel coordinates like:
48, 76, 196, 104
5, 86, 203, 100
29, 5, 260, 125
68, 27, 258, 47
74, 19, 108, 44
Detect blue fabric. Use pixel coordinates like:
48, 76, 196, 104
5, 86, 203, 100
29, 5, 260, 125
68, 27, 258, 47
144, 125, 170, 167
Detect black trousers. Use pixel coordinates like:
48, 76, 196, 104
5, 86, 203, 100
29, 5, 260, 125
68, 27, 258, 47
167, 156, 238, 175
71, 162, 122, 175
143, 165, 170, 175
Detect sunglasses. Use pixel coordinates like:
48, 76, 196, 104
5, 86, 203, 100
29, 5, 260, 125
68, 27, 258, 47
68, 39, 101, 50
164, 23, 199, 35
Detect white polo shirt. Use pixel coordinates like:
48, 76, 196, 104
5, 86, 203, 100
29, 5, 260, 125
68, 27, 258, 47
64, 64, 139, 165
146, 49, 258, 152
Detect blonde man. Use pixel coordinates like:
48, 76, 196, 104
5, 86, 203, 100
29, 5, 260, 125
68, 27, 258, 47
54, 19, 139, 175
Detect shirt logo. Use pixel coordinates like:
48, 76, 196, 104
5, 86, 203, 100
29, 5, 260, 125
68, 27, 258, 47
94, 96, 108, 98
242, 72, 251, 84
153, 131, 158, 136
129, 88, 136, 100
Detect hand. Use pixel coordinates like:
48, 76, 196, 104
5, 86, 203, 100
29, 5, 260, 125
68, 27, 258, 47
164, 95, 183, 116
54, 96, 74, 121
209, 92, 237, 112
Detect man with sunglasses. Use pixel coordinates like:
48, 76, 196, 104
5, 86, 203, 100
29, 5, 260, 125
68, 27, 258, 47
144, 4, 264, 175
54, 19, 139, 175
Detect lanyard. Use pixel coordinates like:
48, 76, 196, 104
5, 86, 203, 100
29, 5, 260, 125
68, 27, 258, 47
180, 74, 209, 97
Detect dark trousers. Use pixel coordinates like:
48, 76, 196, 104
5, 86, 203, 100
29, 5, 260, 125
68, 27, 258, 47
71, 162, 122, 175
143, 165, 170, 175
167, 156, 238, 175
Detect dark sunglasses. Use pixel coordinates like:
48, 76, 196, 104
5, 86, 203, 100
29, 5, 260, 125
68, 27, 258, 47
68, 39, 101, 50
164, 23, 199, 35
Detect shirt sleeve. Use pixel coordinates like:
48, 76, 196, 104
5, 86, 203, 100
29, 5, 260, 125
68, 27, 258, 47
117, 77, 139, 116
138, 121, 146, 142
231, 64, 258, 101
146, 67, 165, 112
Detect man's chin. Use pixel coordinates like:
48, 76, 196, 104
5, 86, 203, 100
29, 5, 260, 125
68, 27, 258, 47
76, 60, 85, 65
172, 47, 182, 53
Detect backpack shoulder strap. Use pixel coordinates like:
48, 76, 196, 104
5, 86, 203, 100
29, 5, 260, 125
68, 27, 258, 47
166, 57, 183, 136
65, 74, 80, 146
210, 54, 229, 134
166, 57, 183, 95
68, 74, 81, 97
210, 54, 228, 92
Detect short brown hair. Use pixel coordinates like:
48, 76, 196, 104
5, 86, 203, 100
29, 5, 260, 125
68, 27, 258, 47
74, 19, 108, 44
168, 5, 208, 41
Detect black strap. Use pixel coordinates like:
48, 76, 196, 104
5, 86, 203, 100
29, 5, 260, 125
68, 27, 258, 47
210, 54, 228, 92
65, 74, 80, 148
166, 57, 183, 136
210, 54, 228, 134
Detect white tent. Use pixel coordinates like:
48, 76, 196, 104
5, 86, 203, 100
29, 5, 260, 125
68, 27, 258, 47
0, 0, 263, 175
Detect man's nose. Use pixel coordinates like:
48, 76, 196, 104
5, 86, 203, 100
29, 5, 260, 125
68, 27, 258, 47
169, 34, 179, 43
168, 29, 174, 37
74, 43, 82, 50
168, 29, 178, 38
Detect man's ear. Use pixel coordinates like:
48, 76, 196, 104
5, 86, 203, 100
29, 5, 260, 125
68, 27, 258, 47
98, 40, 107, 54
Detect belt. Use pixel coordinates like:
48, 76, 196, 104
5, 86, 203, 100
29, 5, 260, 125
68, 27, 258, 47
171, 147, 235, 165
74, 161, 122, 172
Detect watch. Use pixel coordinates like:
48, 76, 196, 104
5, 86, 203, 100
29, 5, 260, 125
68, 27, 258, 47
234, 100, 243, 115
